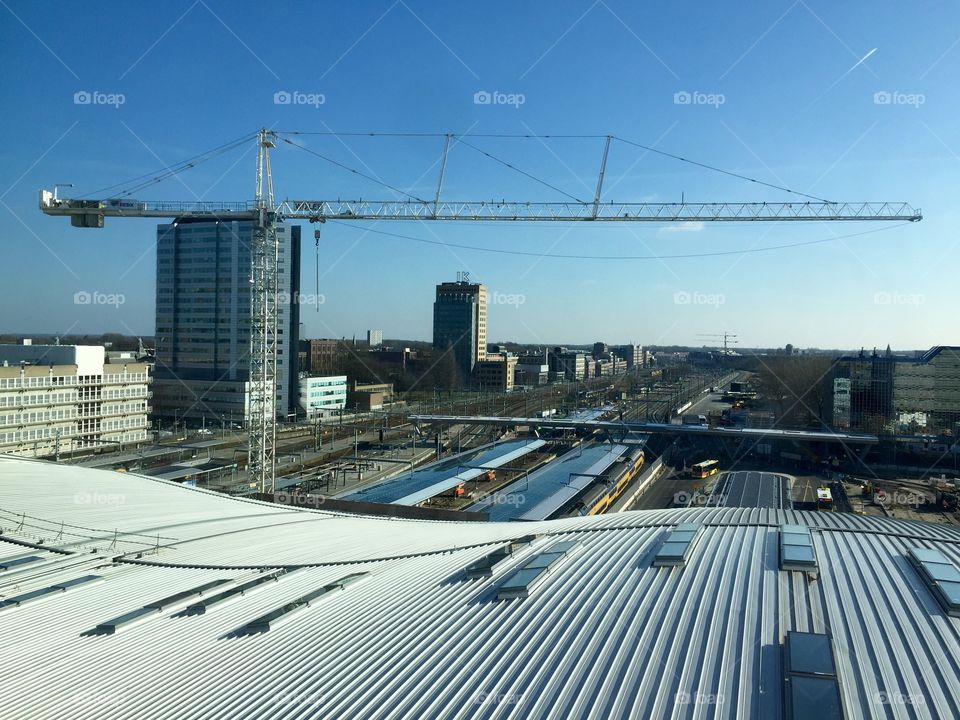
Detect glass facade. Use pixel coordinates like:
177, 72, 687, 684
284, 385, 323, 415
299, 375, 347, 418
832, 347, 960, 434
432, 281, 487, 384
153, 220, 300, 422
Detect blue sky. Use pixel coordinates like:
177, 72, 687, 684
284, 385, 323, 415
1, 0, 957, 350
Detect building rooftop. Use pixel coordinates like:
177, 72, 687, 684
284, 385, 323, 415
1, 456, 959, 719
468, 443, 628, 521
340, 439, 546, 505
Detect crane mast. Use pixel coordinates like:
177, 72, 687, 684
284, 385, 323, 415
249, 129, 278, 493
37, 129, 922, 493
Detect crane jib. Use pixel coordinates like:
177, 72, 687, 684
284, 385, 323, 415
39, 193, 923, 223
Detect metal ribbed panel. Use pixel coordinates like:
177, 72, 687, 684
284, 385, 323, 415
2, 457, 960, 719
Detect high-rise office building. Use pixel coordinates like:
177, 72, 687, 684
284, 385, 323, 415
367, 329, 383, 347
152, 219, 300, 424
433, 277, 487, 384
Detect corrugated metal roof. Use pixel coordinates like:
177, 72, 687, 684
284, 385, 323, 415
1, 456, 960, 719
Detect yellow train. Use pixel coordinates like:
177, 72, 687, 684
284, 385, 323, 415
581, 450, 646, 516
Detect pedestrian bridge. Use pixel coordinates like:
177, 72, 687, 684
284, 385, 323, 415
408, 415, 879, 445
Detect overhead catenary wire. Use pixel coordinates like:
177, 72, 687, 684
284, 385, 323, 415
327, 220, 910, 260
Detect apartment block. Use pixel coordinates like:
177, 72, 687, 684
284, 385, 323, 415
0, 344, 150, 458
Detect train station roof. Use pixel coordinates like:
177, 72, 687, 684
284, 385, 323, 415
1, 455, 959, 719
339, 438, 546, 505
468, 443, 629, 521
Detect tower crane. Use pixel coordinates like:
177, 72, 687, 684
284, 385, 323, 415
38, 128, 922, 493
697, 333, 739, 355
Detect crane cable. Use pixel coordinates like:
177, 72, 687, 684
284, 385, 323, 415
277, 135, 427, 202
79, 132, 257, 199
454, 137, 586, 203
80, 130, 838, 206
279, 130, 833, 203
610, 135, 833, 204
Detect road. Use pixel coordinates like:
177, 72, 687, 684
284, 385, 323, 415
670, 371, 740, 424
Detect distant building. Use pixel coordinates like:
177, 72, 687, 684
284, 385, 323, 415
367, 329, 383, 348
152, 219, 300, 424
303, 339, 341, 375
433, 277, 487, 384
370, 346, 416, 370
550, 348, 586, 381
298, 375, 347, 419
593, 357, 626, 377
515, 361, 549, 387
592, 342, 608, 358
613, 343, 643, 368
473, 356, 517, 392
832, 346, 960, 434
892, 347, 960, 433
348, 381, 395, 413
0, 343, 150, 458
832, 377, 851, 430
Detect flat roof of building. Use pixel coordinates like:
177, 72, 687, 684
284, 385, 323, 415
1, 456, 959, 719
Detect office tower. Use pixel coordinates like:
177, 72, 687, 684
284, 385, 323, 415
152, 219, 300, 424
433, 276, 487, 384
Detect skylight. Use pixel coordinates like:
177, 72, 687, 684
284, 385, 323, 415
780, 524, 817, 572
783, 631, 844, 720
497, 539, 581, 600
908, 547, 960, 617
652, 523, 702, 567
